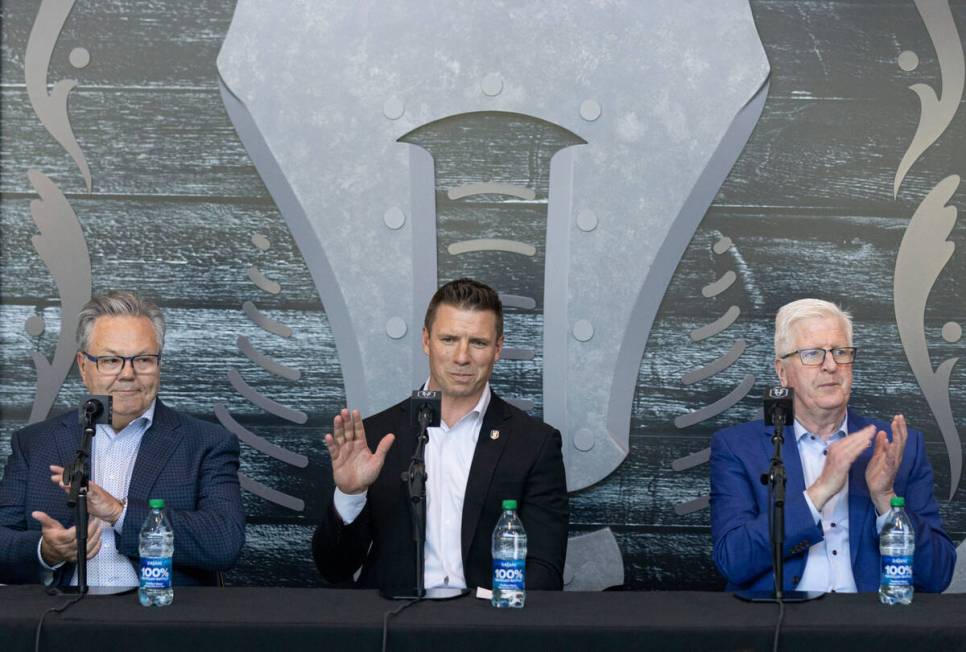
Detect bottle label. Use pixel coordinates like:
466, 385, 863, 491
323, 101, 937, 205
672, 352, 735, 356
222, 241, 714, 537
140, 556, 173, 589
492, 558, 525, 591
881, 555, 913, 587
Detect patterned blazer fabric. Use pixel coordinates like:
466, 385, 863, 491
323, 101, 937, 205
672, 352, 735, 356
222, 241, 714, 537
0, 399, 245, 586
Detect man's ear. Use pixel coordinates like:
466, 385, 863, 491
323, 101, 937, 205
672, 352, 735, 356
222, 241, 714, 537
774, 358, 786, 386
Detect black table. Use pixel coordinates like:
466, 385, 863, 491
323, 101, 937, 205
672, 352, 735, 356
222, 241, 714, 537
2, 586, 964, 651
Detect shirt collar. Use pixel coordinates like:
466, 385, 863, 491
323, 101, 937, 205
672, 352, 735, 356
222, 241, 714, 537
99, 399, 157, 438
794, 410, 848, 443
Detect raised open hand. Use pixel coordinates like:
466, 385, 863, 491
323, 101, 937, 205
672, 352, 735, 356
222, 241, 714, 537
324, 408, 395, 495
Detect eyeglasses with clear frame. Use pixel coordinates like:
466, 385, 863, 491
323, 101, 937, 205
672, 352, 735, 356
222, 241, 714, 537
81, 352, 162, 374
779, 347, 857, 366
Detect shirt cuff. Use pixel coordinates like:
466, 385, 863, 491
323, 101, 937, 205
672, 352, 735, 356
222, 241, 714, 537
113, 501, 129, 534
875, 509, 890, 534
803, 490, 822, 524
333, 487, 368, 525
37, 537, 65, 571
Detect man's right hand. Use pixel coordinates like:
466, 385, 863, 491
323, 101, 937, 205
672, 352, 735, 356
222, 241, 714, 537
32, 511, 102, 566
805, 424, 876, 511
324, 408, 395, 495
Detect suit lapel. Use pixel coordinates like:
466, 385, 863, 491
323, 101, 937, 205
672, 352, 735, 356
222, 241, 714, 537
759, 422, 806, 503
54, 412, 82, 469
847, 413, 874, 568
126, 400, 184, 502
461, 395, 510, 563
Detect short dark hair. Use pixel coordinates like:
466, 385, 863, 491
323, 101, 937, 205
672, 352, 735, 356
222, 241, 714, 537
424, 278, 503, 339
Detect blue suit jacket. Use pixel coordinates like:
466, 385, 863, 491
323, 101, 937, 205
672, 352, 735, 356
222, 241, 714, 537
0, 399, 245, 586
710, 412, 955, 593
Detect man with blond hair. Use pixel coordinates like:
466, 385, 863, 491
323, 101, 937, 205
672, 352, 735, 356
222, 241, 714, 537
710, 298, 955, 593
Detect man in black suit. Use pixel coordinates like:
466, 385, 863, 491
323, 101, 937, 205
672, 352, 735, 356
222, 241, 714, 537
313, 278, 568, 593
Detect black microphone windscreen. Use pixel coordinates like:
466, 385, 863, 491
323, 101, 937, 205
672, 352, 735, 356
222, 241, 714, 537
78, 395, 113, 425
410, 390, 441, 429
763, 386, 794, 426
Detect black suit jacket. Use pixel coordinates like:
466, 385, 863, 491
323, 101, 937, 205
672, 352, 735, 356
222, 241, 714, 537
312, 393, 569, 592
0, 399, 245, 586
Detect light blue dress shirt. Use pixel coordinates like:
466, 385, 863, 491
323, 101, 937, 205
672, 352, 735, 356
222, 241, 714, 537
38, 401, 155, 587
795, 413, 890, 593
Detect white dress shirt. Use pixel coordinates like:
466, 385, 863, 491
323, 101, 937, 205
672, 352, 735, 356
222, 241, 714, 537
39, 401, 155, 587
334, 385, 490, 589
796, 413, 890, 593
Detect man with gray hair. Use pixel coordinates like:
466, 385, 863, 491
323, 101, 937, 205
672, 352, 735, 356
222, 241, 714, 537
710, 298, 955, 593
0, 290, 245, 587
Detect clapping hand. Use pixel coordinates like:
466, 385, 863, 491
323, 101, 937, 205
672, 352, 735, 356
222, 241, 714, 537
866, 415, 908, 514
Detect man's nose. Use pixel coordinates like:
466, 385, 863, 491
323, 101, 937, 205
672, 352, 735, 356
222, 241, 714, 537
821, 351, 838, 371
116, 358, 137, 378
454, 341, 471, 363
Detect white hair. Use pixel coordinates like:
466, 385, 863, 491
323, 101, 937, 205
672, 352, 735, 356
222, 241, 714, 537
774, 298, 852, 359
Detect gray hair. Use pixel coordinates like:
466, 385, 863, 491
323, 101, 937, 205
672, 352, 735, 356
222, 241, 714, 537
76, 290, 166, 352
774, 298, 852, 359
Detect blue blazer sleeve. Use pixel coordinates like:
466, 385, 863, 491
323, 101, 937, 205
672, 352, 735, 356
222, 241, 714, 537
0, 429, 48, 584
710, 421, 823, 591
893, 428, 955, 592
115, 409, 246, 577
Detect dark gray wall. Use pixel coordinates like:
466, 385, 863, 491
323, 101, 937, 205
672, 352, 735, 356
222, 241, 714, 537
1, 0, 964, 589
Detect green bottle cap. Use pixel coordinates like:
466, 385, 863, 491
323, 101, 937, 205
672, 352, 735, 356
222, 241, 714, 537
890, 496, 905, 508
149, 498, 165, 510
502, 499, 518, 510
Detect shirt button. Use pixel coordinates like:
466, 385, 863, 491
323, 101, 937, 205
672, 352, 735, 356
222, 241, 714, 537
832, 550, 838, 556
831, 523, 836, 528
823, 450, 828, 456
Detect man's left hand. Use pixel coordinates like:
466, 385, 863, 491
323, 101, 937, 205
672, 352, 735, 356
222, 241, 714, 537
865, 414, 908, 515
49, 465, 125, 525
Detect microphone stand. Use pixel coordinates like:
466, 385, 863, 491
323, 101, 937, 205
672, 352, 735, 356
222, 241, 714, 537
382, 393, 465, 601
766, 410, 787, 601
402, 409, 431, 599
63, 402, 99, 594
737, 409, 822, 603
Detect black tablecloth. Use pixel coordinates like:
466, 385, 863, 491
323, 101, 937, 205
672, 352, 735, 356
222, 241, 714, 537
2, 586, 964, 651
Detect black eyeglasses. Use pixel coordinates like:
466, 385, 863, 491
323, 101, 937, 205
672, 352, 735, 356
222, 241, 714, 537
81, 352, 162, 374
779, 347, 857, 366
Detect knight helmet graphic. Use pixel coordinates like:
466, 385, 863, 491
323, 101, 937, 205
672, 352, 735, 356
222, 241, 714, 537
216, 0, 770, 589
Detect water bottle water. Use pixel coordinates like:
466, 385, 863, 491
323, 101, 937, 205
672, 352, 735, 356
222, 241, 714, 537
879, 495, 915, 605
491, 499, 526, 608
139, 498, 174, 607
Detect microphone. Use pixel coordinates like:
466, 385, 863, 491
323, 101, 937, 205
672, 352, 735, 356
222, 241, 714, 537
78, 395, 113, 426
763, 386, 794, 427
410, 390, 441, 430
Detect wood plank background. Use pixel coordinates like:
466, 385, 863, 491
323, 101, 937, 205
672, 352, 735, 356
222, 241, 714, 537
1, 0, 965, 589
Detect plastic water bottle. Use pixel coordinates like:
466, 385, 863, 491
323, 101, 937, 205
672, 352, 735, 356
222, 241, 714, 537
491, 499, 526, 608
879, 495, 915, 605
139, 498, 174, 606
